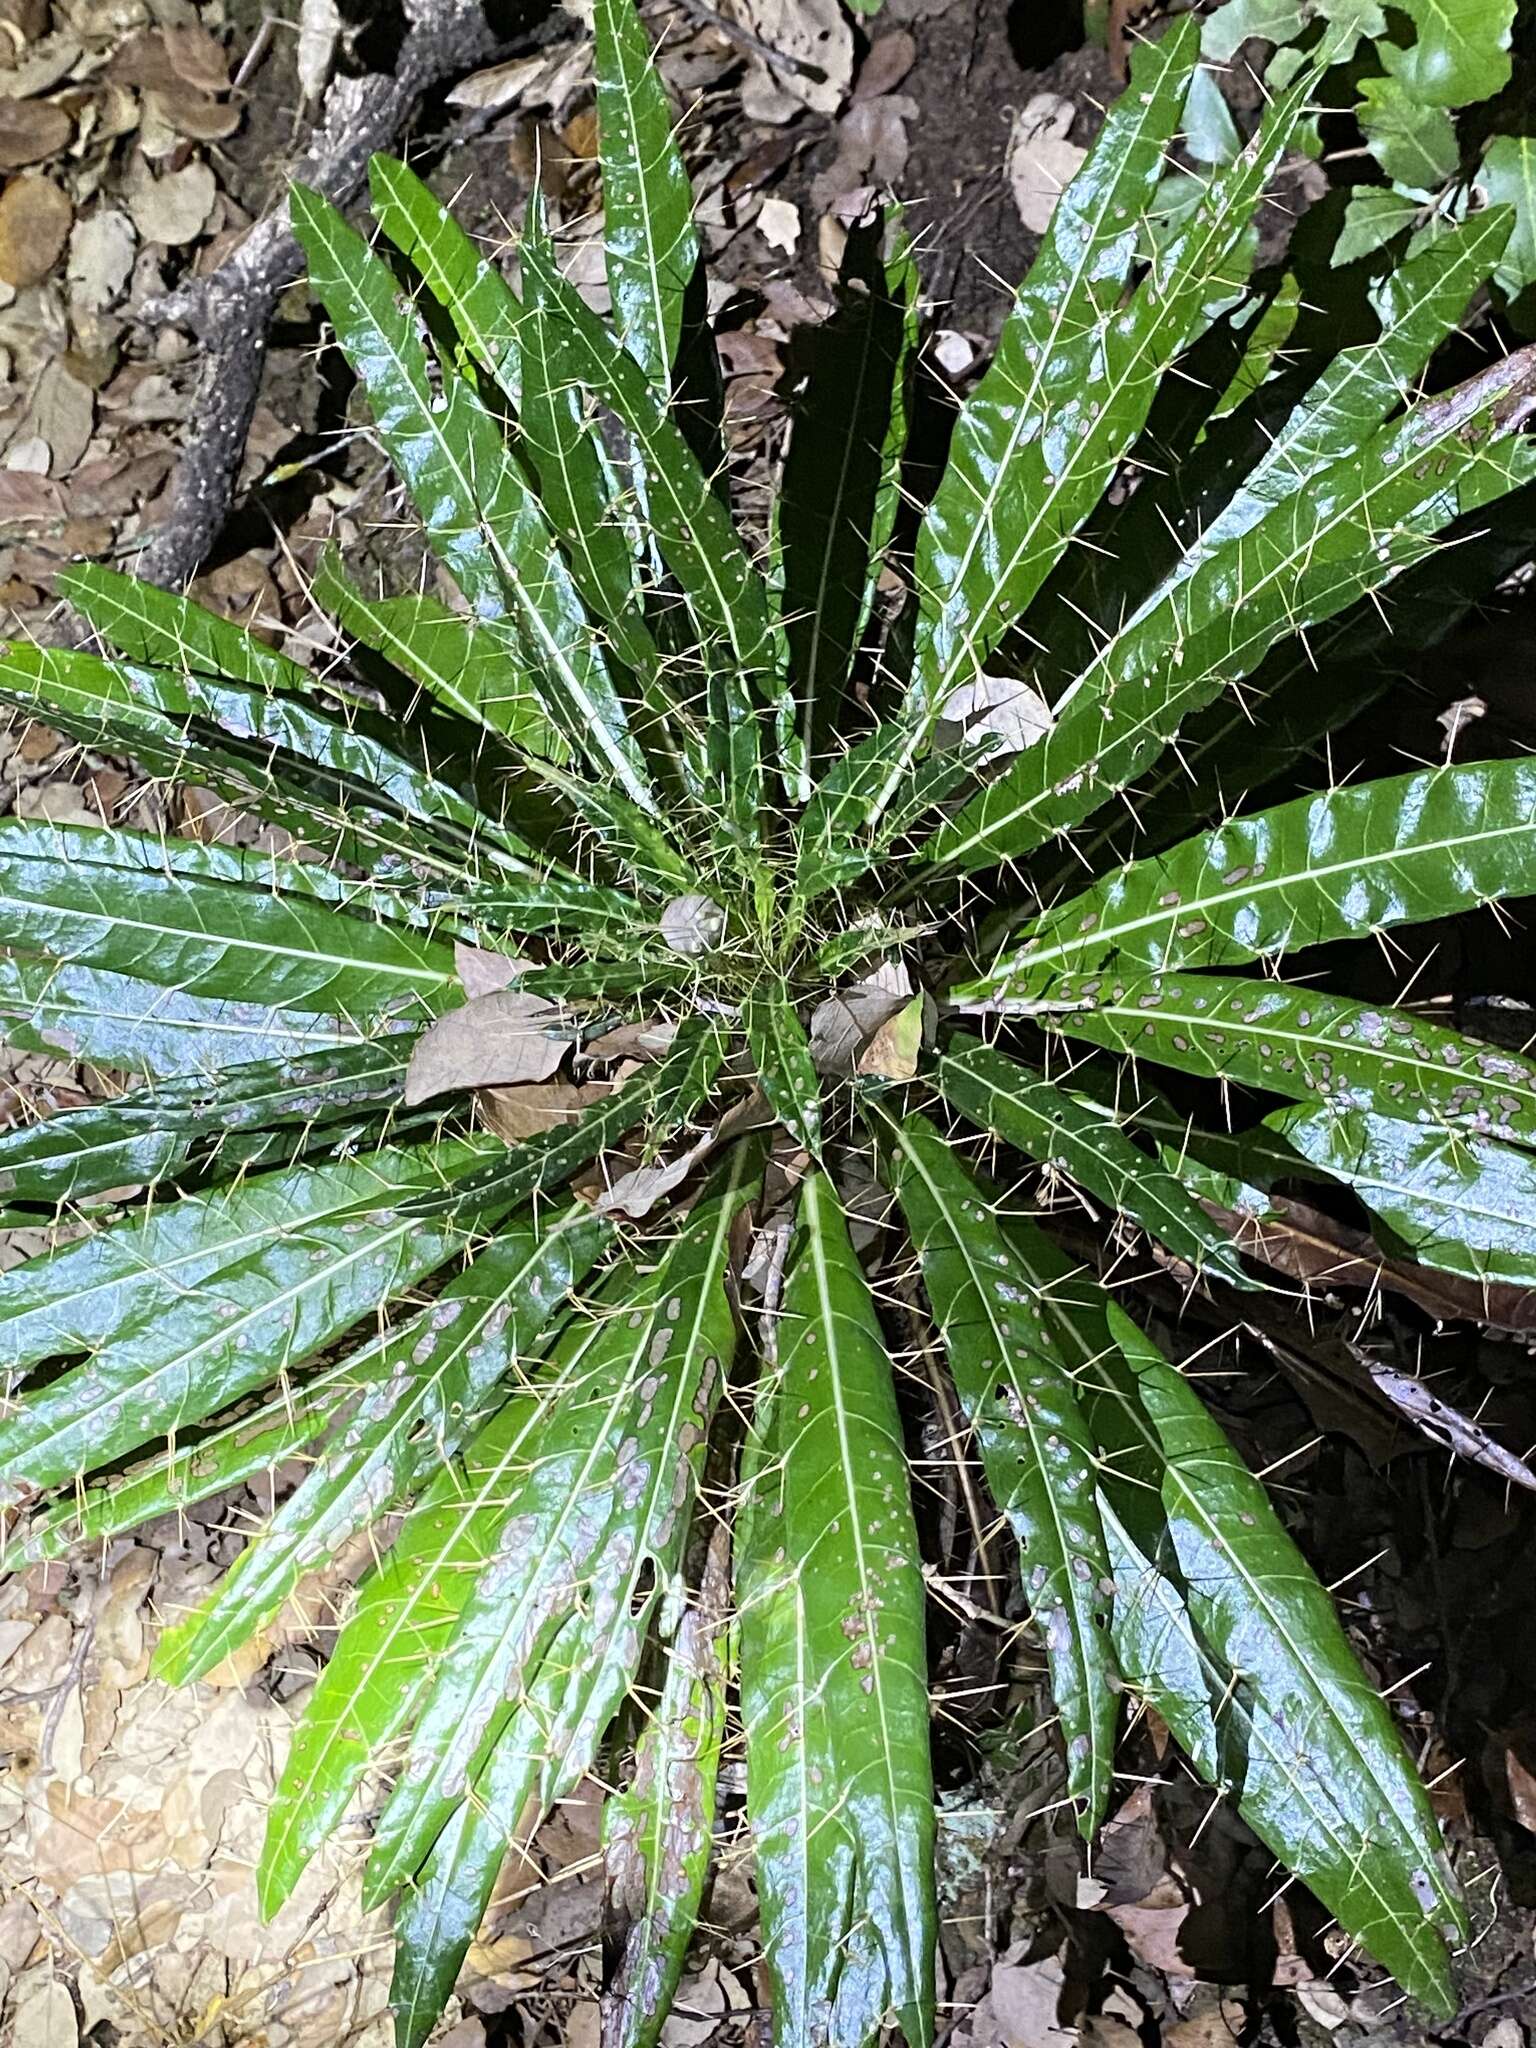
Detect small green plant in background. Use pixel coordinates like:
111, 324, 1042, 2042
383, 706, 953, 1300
2, 1, 1536, 2041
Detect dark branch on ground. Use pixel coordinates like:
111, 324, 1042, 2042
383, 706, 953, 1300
131, 0, 537, 593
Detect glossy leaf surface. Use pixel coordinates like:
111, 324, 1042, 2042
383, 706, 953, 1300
935, 1036, 1253, 1288
970, 758, 1536, 991
1032, 970, 1536, 1142
738, 1171, 936, 2048
154, 1202, 612, 1683
881, 1106, 1119, 1830
595, 0, 698, 386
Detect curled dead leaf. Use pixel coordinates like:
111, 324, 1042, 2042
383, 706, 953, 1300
855, 993, 925, 1082
938, 673, 1053, 757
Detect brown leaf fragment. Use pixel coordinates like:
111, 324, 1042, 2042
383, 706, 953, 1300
405, 990, 573, 1104
853, 29, 916, 99
0, 173, 71, 286
0, 98, 70, 168
454, 940, 532, 998
162, 23, 229, 96
1211, 1193, 1536, 1332
1358, 1351, 1536, 1491
124, 157, 216, 247
481, 1079, 607, 1142
145, 88, 241, 144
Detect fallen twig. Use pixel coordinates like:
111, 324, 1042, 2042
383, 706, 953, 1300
131, 0, 543, 592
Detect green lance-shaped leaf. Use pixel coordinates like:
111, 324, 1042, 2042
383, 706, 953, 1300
603, 1534, 730, 2048
153, 1201, 612, 1685
0, 1135, 482, 1386
369, 153, 524, 405
1197, 209, 1516, 555
1, 633, 524, 875
929, 348, 1536, 871
1034, 208, 1516, 703
877, 1105, 1119, 1831
0, 818, 458, 1018
530, 756, 701, 901
935, 1037, 1253, 1289
292, 186, 656, 811
1095, 1306, 1464, 2011
520, 189, 655, 673
1021, 485, 1536, 919
644, 1015, 728, 1146
737, 1170, 936, 2048
0, 814, 402, 915
744, 989, 821, 1156
970, 756, 1536, 995
513, 235, 774, 680
1027, 971, 1536, 1143
0, 957, 371, 1081
390, 1663, 575, 2048
0, 1136, 505, 1499
443, 874, 645, 941
793, 719, 984, 901
16, 1343, 389, 1565
259, 1374, 566, 1915
594, 0, 699, 389
59, 560, 317, 698
779, 218, 912, 779
0, 1036, 413, 1208
1098, 1499, 1223, 1787
901, 22, 1327, 770
362, 1143, 758, 1903
1273, 1104, 1536, 1289
312, 552, 557, 758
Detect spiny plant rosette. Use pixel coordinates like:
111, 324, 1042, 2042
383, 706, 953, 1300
2, 3, 1536, 2041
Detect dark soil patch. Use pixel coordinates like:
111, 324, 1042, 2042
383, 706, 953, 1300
900, 10, 1113, 329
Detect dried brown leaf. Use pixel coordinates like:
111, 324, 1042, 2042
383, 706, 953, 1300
0, 173, 70, 287
124, 158, 216, 247
66, 208, 135, 316
0, 97, 70, 167
162, 23, 229, 97
407, 991, 574, 1104
454, 940, 532, 997
146, 88, 241, 143
854, 28, 917, 99
1006, 92, 1088, 235
482, 1079, 608, 1142
736, 0, 853, 120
